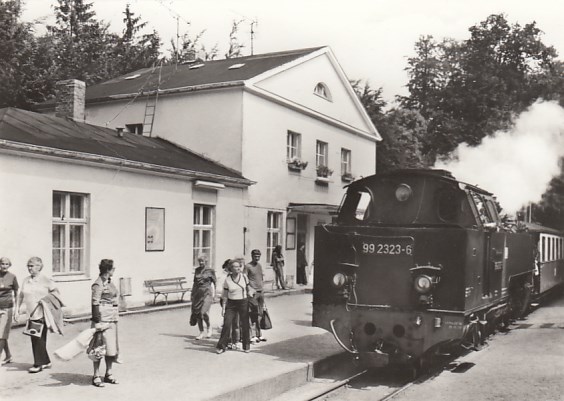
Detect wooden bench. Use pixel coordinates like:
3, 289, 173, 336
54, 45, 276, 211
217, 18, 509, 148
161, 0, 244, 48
144, 277, 190, 305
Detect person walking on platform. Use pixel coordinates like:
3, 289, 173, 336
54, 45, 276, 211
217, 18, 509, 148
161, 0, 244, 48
245, 250, 267, 343
16, 256, 63, 374
91, 259, 120, 387
216, 260, 253, 354
271, 245, 286, 290
191, 254, 216, 340
0, 257, 18, 365
217, 259, 240, 348
296, 244, 308, 285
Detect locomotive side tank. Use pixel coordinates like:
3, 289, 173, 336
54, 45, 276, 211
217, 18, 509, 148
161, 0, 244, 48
312, 169, 537, 368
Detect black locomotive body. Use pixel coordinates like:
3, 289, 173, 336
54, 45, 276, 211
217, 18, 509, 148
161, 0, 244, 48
312, 169, 564, 368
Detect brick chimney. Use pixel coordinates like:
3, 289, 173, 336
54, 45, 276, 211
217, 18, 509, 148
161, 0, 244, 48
55, 79, 85, 121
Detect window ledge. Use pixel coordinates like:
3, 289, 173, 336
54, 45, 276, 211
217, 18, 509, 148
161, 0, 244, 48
341, 174, 355, 182
53, 274, 91, 283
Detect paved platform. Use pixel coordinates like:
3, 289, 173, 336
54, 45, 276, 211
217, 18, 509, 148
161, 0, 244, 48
0, 287, 348, 401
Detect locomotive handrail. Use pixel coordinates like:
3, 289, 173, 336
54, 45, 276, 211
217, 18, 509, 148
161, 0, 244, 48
339, 262, 359, 268
329, 319, 358, 355
409, 265, 442, 272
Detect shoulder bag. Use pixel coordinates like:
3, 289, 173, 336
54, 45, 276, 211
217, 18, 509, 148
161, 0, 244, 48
23, 304, 44, 337
260, 302, 273, 330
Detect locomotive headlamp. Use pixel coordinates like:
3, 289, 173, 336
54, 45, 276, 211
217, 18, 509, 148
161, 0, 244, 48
331, 273, 347, 288
414, 274, 433, 294
395, 184, 412, 202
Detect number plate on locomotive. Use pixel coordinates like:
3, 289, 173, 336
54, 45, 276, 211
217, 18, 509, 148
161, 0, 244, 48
360, 237, 413, 256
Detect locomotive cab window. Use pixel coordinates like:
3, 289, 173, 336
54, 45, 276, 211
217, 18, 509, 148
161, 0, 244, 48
354, 191, 372, 221
469, 192, 494, 225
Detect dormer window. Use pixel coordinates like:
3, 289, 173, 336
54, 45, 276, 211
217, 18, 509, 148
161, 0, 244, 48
314, 82, 332, 101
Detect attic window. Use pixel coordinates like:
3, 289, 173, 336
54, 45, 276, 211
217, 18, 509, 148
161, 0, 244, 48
228, 63, 245, 70
124, 74, 141, 80
189, 63, 205, 69
314, 82, 332, 101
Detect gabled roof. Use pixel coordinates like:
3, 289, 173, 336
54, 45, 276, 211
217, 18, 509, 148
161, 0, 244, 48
0, 107, 252, 185
36, 47, 325, 107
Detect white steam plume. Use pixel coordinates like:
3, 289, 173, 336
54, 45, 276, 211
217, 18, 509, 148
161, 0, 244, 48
435, 100, 564, 214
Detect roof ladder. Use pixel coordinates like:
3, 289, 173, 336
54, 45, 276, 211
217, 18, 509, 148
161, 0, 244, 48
142, 62, 163, 137
142, 93, 158, 136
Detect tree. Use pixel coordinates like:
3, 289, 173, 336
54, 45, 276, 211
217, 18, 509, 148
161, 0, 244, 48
351, 80, 428, 172
109, 4, 161, 76
0, 0, 54, 108
376, 108, 429, 173
224, 19, 244, 59
402, 14, 562, 162
46, 0, 116, 84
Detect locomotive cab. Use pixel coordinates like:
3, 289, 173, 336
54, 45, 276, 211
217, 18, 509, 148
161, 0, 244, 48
312, 169, 536, 369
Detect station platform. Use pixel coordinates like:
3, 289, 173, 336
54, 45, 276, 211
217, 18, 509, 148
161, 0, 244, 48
0, 286, 354, 401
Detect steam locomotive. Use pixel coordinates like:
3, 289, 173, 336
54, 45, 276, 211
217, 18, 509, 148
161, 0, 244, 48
312, 169, 564, 370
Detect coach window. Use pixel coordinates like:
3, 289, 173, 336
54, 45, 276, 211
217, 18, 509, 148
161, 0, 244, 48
541, 237, 546, 262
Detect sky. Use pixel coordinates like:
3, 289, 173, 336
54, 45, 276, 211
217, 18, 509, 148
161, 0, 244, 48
20, 0, 564, 104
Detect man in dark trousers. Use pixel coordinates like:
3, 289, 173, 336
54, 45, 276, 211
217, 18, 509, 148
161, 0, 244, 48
245, 249, 267, 343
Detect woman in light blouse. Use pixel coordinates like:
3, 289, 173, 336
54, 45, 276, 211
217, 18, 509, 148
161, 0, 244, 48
215, 259, 253, 354
16, 257, 60, 373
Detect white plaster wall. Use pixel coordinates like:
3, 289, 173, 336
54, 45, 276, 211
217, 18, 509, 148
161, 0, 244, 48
85, 89, 244, 171
254, 53, 373, 135
0, 153, 245, 315
241, 91, 377, 209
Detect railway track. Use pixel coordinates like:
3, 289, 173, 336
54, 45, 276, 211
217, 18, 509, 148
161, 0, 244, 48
311, 350, 463, 401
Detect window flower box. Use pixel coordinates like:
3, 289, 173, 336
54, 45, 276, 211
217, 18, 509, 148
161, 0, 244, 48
341, 173, 355, 182
316, 164, 333, 178
315, 176, 331, 185
287, 158, 308, 171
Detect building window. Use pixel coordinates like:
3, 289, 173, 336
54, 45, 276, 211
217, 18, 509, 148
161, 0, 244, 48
193, 204, 214, 267
316, 140, 328, 168
287, 131, 302, 160
52, 191, 89, 274
341, 148, 351, 175
314, 82, 332, 101
267, 211, 282, 263
126, 123, 143, 135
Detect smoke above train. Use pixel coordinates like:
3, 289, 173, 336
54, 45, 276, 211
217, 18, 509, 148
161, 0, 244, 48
435, 100, 564, 214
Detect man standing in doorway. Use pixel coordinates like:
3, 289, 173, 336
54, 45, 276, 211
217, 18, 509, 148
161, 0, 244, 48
245, 249, 267, 343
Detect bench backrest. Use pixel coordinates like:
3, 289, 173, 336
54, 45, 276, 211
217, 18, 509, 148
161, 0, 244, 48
144, 277, 187, 290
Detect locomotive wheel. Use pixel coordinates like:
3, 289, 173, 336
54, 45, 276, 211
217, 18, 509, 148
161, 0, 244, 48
409, 356, 431, 380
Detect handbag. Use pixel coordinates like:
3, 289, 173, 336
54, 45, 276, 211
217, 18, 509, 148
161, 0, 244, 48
23, 319, 45, 337
86, 330, 107, 361
23, 304, 44, 337
260, 307, 273, 330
